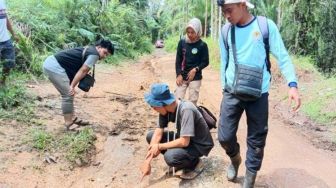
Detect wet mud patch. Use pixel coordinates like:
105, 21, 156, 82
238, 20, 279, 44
109, 118, 146, 137
259, 168, 329, 188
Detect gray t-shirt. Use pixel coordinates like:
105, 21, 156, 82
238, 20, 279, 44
158, 100, 214, 156
43, 55, 98, 75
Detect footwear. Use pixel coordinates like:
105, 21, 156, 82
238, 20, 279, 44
64, 121, 75, 131
180, 159, 204, 180
73, 117, 90, 126
243, 169, 257, 188
227, 152, 241, 181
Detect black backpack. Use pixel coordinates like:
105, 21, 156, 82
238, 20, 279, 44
197, 105, 217, 130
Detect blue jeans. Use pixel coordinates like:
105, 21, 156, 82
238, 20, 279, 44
146, 130, 201, 170
0, 39, 15, 69
218, 90, 269, 173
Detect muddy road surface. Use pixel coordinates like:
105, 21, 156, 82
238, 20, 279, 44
0, 49, 335, 188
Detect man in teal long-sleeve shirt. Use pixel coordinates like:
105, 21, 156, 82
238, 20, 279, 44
217, 0, 301, 187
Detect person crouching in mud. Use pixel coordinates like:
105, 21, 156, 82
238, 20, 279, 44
140, 83, 214, 180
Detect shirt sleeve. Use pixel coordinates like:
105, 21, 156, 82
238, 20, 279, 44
219, 32, 228, 89
175, 40, 183, 77
198, 42, 209, 71
268, 19, 298, 84
179, 109, 195, 137
84, 55, 99, 69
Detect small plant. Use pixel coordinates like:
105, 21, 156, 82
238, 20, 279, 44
60, 128, 96, 163
29, 128, 53, 151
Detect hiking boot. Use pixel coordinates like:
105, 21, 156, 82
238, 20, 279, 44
227, 152, 241, 181
243, 169, 257, 188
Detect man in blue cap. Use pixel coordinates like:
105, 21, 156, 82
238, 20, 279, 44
140, 83, 214, 180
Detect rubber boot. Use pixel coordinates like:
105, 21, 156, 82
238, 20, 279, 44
243, 169, 257, 188
227, 152, 241, 181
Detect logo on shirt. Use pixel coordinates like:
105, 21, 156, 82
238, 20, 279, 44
253, 31, 262, 40
191, 48, 198, 54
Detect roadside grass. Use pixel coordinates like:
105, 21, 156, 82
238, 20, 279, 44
27, 127, 96, 164
60, 128, 96, 163
0, 73, 36, 123
293, 56, 336, 125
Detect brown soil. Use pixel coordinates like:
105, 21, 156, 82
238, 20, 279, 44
0, 49, 336, 188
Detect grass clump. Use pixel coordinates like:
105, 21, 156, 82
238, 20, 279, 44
60, 128, 96, 163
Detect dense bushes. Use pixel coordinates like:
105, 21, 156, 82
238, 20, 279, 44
253, 0, 336, 75
8, 0, 154, 73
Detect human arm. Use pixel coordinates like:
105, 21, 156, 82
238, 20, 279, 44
187, 42, 209, 82
69, 55, 99, 95
140, 128, 164, 181
219, 31, 228, 90
175, 40, 184, 86
268, 20, 301, 111
6, 17, 18, 42
153, 136, 190, 151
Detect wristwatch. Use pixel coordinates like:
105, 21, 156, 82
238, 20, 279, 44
288, 82, 298, 88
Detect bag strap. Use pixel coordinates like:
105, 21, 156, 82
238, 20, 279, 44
222, 16, 271, 74
221, 23, 232, 52
256, 16, 271, 74
82, 46, 95, 79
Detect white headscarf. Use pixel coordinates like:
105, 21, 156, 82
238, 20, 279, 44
185, 18, 202, 43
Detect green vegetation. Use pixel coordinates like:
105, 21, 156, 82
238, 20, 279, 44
291, 57, 336, 124
0, 73, 35, 122
30, 128, 53, 151
60, 128, 96, 163
27, 127, 96, 164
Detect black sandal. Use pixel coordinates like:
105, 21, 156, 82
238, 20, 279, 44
73, 117, 90, 126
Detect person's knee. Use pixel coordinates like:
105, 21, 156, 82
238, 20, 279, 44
164, 150, 181, 167
164, 153, 176, 166
146, 130, 155, 144
218, 132, 234, 147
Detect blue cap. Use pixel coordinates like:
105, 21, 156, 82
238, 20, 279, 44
144, 83, 175, 107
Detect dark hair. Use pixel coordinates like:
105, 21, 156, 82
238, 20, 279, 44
96, 39, 114, 55
217, 0, 224, 6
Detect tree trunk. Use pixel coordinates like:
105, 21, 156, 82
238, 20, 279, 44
204, 0, 208, 37
210, 0, 214, 38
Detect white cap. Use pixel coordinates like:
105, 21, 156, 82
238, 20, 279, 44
223, 0, 255, 9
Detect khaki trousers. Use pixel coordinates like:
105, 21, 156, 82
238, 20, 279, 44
174, 80, 202, 105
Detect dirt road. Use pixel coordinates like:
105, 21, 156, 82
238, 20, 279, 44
0, 49, 335, 188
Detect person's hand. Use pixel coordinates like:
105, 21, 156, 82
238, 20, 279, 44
69, 86, 76, 96
148, 144, 160, 158
140, 160, 151, 181
13, 35, 19, 43
176, 75, 183, 86
187, 68, 197, 82
288, 87, 301, 112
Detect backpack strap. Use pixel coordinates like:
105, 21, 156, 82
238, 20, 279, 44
221, 23, 232, 52
256, 16, 271, 74
221, 23, 232, 75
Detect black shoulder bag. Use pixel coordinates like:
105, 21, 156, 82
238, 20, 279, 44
226, 26, 264, 101
78, 46, 95, 92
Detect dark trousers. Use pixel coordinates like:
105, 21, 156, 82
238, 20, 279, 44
146, 130, 201, 170
218, 91, 269, 173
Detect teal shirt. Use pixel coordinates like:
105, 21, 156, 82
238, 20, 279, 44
219, 17, 297, 93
